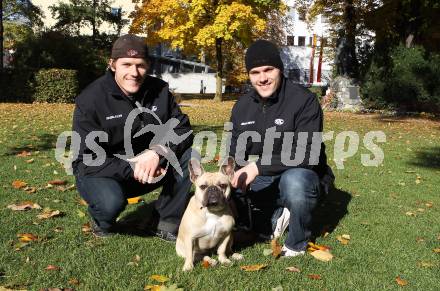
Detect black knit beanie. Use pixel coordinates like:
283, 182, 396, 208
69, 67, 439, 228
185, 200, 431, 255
111, 34, 149, 59
245, 39, 284, 72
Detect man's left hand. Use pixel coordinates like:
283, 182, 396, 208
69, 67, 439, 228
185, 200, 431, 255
128, 150, 166, 184
231, 162, 259, 193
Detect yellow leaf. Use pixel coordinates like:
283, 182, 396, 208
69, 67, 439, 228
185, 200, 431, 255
309, 249, 334, 262
7, 202, 41, 211
127, 196, 143, 204
17, 233, 38, 242
37, 209, 62, 220
433, 248, 440, 253
144, 285, 162, 291
150, 274, 169, 283
395, 276, 408, 286
336, 235, 350, 245
240, 264, 268, 271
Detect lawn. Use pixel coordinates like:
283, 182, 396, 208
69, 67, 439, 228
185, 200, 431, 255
0, 101, 439, 291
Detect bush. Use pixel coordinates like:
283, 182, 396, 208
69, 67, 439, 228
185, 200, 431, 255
33, 69, 79, 103
362, 45, 440, 112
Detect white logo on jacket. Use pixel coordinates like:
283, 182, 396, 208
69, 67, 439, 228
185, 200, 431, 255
240, 121, 255, 126
274, 119, 284, 125
106, 114, 123, 120
151, 106, 158, 112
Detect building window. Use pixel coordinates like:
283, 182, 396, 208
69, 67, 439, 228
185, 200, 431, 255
298, 10, 306, 21
309, 37, 313, 47
298, 36, 306, 47
287, 35, 294, 46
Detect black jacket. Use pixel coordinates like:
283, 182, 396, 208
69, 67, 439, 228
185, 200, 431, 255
229, 77, 328, 177
72, 70, 193, 180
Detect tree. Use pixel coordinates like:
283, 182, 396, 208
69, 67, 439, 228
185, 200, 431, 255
49, 0, 127, 39
129, 0, 286, 101
1, 0, 42, 72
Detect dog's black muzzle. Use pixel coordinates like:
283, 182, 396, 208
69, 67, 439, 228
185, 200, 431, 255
203, 186, 225, 207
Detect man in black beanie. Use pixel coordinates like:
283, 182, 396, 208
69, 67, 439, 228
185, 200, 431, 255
72, 34, 194, 239
229, 39, 334, 257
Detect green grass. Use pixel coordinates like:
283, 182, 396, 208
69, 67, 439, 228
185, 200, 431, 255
0, 103, 439, 290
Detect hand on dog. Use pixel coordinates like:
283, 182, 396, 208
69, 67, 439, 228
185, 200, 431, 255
128, 150, 166, 183
231, 162, 259, 193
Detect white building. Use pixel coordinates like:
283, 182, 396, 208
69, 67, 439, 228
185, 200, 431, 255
282, 0, 333, 85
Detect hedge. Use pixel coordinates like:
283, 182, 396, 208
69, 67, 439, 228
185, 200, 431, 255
33, 68, 79, 103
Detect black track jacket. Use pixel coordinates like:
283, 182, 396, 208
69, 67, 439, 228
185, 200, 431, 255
229, 77, 328, 177
72, 70, 193, 181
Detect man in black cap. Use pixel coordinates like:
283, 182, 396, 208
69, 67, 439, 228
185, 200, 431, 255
229, 39, 334, 256
72, 34, 194, 239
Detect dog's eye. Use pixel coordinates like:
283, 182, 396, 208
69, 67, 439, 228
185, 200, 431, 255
219, 183, 228, 189
200, 185, 208, 190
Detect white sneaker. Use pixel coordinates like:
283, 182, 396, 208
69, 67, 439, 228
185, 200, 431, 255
271, 207, 290, 239
281, 245, 305, 257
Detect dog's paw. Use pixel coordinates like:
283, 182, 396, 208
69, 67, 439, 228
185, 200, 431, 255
203, 256, 218, 266
182, 262, 194, 272
218, 256, 232, 265
231, 253, 244, 261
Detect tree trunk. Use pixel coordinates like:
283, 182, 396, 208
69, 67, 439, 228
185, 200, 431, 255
92, 0, 97, 43
343, 0, 358, 80
214, 37, 223, 102
0, 0, 4, 73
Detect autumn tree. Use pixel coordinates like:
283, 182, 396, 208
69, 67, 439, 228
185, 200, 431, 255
130, 0, 286, 101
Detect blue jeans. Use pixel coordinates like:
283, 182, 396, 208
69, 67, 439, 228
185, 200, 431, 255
75, 148, 192, 233
235, 168, 321, 251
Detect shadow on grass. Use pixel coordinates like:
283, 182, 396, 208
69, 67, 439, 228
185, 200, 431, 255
311, 187, 352, 240
116, 201, 159, 237
407, 146, 440, 169
3, 133, 58, 156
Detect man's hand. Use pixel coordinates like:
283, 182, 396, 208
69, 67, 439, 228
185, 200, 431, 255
128, 150, 166, 184
231, 162, 259, 193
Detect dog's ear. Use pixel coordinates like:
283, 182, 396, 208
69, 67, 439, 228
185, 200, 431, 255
220, 156, 235, 180
189, 158, 204, 183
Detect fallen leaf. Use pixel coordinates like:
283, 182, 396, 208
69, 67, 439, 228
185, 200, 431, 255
285, 266, 301, 273
53, 227, 63, 233
336, 235, 349, 245
395, 276, 408, 286
127, 196, 143, 204
433, 248, 440, 253
16, 150, 31, 157
37, 209, 62, 219
7, 202, 42, 211
201, 259, 211, 269
240, 264, 268, 271
47, 179, 67, 186
12, 180, 27, 189
81, 223, 91, 233
425, 202, 433, 208
17, 233, 38, 242
271, 239, 282, 258
23, 186, 37, 193
25, 158, 34, 163
68, 278, 80, 285
310, 249, 334, 262
307, 274, 322, 280
341, 234, 351, 240
45, 265, 61, 271
150, 274, 169, 283
417, 261, 435, 268
77, 198, 88, 206
77, 210, 86, 218
415, 237, 425, 243
144, 285, 162, 291
307, 242, 332, 252
405, 211, 416, 217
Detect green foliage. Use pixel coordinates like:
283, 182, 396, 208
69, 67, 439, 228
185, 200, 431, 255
33, 69, 79, 103
362, 45, 440, 112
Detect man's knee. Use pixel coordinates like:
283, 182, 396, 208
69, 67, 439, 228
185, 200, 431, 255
98, 193, 126, 219
279, 168, 320, 207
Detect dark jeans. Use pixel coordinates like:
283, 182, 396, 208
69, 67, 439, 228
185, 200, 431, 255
234, 168, 321, 251
75, 148, 192, 234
